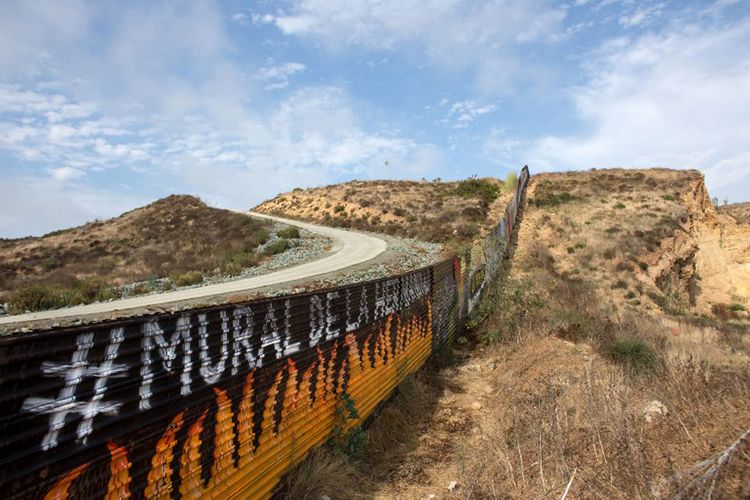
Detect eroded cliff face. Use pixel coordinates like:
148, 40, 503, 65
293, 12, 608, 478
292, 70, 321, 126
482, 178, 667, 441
681, 177, 750, 313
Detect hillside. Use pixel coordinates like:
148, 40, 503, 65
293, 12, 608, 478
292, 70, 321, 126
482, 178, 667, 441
720, 201, 750, 224
515, 168, 750, 317
254, 176, 516, 245
278, 168, 750, 499
0, 195, 300, 313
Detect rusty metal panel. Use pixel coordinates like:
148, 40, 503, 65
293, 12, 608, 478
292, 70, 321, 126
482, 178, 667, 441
0, 168, 530, 499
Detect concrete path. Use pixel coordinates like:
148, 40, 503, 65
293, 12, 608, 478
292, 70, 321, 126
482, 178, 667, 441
0, 212, 388, 326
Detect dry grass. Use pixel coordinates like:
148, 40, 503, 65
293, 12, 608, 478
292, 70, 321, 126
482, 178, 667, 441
0, 195, 277, 311
255, 177, 514, 246
452, 198, 750, 498
276, 448, 360, 499
458, 338, 750, 498
275, 370, 446, 499
515, 168, 750, 320
458, 250, 750, 498
277, 168, 750, 499
719, 201, 750, 224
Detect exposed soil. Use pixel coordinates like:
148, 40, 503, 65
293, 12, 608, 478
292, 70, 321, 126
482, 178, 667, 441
720, 201, 750, 224
515, 168, 750, 318
278, 168, 750, 500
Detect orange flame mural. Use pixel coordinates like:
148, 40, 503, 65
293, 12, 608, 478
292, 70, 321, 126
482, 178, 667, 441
43, 302, 432, 499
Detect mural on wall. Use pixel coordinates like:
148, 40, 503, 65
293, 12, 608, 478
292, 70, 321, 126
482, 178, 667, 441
0, 167, 529, 500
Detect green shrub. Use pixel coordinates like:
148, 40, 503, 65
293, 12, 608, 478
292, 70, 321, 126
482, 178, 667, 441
452, 178, 501, 203
456, 223, 479, 239
42, 258, 62, 271
638, 261, 649, 271
661, 194, 676, 202
649, 287, 687, 316
504, 172, 518, 191
277, 227, 300, 239
8, 277, 127, 312
130, 283, 152, 296
331, 392, 366, 458
8, 285, 69, 313
711, 303, 746, 320
614, 202, 626, 209
615, 262, 634, 272
333, 205, 345, 213
170, 271, 204, 287
262, 239, 289, 256
71, 277, 115, 304
220, 250, 259, 275
606, 337, 658, 373
477, 278, 544, 343
530, 191, 575, 208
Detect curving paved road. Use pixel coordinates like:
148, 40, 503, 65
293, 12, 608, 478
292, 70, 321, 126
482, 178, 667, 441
0, 212, 388, 326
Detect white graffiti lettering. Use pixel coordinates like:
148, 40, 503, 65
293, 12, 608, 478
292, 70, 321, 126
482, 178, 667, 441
22, 328, 128, 450
259, 302, 282, 364
325, 291, 340, 341
282, 299, 300, 356
198, 312, 228, 385
231, 306, 256, 375
139, 315, 193, 410
309, 295, 325, 347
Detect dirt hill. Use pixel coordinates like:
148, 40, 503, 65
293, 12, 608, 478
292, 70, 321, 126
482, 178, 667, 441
514, 168, 750, 317
720, 201, 750, 224
254, 176, 516, 245
277, 168, 750, 499
0, 195, 277, 313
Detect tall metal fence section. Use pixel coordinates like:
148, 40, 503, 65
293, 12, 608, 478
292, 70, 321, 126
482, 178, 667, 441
0, 167, 529, 499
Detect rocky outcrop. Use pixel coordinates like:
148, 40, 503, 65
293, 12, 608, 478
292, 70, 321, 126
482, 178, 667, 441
682, 177, 750, 312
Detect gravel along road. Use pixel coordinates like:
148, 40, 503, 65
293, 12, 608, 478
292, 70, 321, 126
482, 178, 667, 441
0, 212, 388, 327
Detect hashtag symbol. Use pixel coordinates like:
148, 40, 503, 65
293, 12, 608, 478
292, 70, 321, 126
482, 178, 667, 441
22, 327, 128, 450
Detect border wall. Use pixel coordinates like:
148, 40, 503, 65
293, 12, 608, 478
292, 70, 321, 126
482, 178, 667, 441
0, 166, 529, 499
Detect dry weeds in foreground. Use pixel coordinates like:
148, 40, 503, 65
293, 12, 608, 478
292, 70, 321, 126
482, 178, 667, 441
275, 169, 749, 498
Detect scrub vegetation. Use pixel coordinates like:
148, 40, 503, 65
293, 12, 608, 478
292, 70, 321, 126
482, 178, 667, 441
275, 168, 750, 499
255, 175, 517, 246
0, 195, 300, 313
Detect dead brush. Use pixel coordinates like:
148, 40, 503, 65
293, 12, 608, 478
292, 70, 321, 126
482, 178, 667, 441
276, 448, 360, 499
274, 374, 441, 498
363, 375, 440, 468
459, 357, 660, 499
667, 428, 750, 499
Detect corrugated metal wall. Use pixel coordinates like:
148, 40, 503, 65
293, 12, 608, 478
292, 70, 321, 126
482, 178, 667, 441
0, 167, 529, 499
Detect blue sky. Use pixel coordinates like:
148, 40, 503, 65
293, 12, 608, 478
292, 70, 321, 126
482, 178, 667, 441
1, 0, 749, 237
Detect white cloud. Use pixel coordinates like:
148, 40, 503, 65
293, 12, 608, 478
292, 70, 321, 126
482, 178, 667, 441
618, 3, 665, 28
231, 13, 248, 24
0, 79, 443, 235
49, 166, 85, 181
441, 100, 499, 128
0, 176, 146, 238
260, 0, 567, 93
0, 0, 91, 73
496, 19, 750, 202
256, 61, 307, 90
